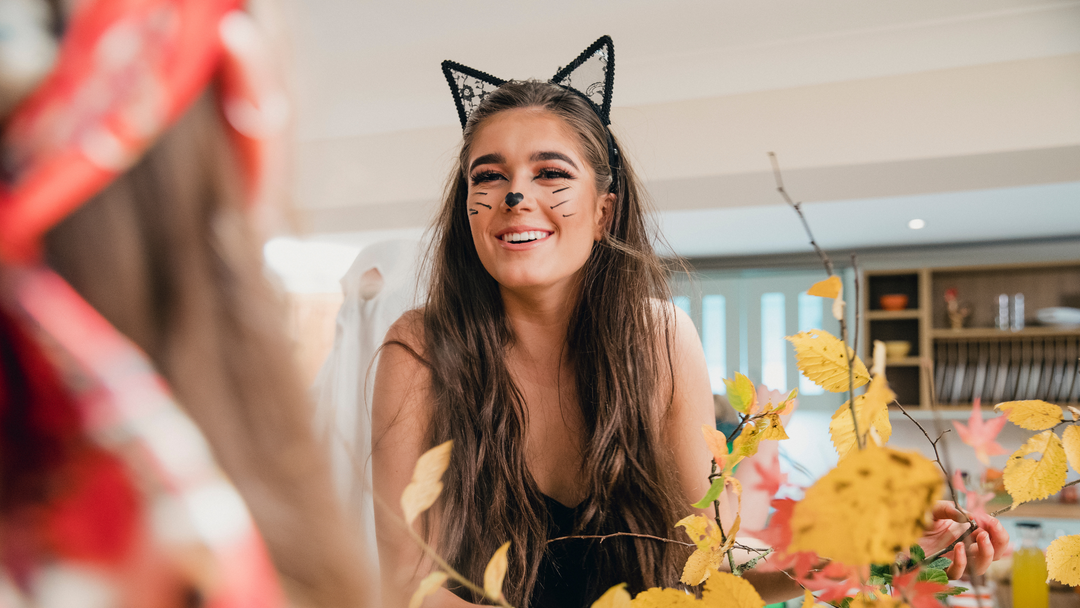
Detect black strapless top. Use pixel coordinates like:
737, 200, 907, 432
531, 495, 625, 608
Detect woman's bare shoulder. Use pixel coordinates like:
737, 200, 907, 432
647, 298, 698, 353
384, 308, 425, 353
373, 309, 431, 426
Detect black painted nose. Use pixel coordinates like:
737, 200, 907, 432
505, 192, 524, 207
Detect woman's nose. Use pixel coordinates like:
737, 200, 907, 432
504, 192, 524, 207
502, 177, 535, 211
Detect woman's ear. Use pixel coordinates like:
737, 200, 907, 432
593, 192, 615, 241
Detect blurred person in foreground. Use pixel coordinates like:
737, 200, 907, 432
0, 0, 371, 606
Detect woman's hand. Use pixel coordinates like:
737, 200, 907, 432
920, 501, 1010, 579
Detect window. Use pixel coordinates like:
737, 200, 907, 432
702, 295, 727, 394
671, 269, 851, 409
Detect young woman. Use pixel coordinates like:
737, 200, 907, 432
373, 77, 715, 608
371, 43, 1008, 608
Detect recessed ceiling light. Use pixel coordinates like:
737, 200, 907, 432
908, 219, 926, 230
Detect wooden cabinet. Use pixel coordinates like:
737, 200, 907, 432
862, 263, 1080, 409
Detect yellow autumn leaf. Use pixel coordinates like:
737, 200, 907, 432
787, 329, 870, 393
408, 572, 448, 608
769, 388, 799, 416
634, 589, 702, 608
591, 583, 633, 608
702, 425, 730, 472
401, 440, 453, 525
995, 400, 1064, 431
1004, 430, 1067, 506
762, 413, 788, 441
830, 374, 895, 460
701, 571, 765, 608
630, 587, 701, 608
677, 480, 741, 586
807, 275, 842, 299
799, 589, 816, 608
1047, 534, 1080, 586
789, 445, 942, 565
1061, 425, 1080, 473
723, 372, 757, 414
732, 420, 765, 460
482, 541, 511, 601
676, 515, 723, 552
680, 548, 723, 586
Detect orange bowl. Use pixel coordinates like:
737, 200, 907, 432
879, 294, 909, 311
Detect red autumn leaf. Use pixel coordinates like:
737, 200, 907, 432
751, 453, 787, 498
801, 562, 868, 603
892, 571, 948, 608
754, 498, 795, 553
952, 470, 994, 523
952, 398, 1008, 466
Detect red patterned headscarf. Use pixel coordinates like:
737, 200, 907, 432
0, 0, 273, 263
0, 1, 288, 605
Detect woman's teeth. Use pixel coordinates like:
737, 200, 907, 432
502, 231, 546, 243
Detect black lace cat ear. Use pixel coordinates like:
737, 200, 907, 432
441, 60, 507, 130
551, 35, 615, 126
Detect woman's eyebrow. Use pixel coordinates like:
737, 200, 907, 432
469, 153, 505, 173
531, 151, 578, 169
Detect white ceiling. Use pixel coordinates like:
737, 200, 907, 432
282, 0, 1080, 138
273, 0, 1080, 260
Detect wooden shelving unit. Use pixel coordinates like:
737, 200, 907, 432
995, 500, 1080, 520
931, 327, 1080, 340
862, 262, 1080, 409
865, 309, 921, 321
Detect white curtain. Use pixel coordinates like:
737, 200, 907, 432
312, 239, 426, 575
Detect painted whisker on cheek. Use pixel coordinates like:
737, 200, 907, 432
561, 213, 576, 217
552, 186, 570, 194
473, 201, 492, 209
469, 210, 478, 216
549, 200, 570, 209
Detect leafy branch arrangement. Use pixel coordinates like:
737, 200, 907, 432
393, 154, 1080, 608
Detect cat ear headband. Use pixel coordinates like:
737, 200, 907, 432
441, 35, 620, 193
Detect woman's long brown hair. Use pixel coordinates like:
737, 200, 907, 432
413, 81, 689, 606
42, 92, 371, 608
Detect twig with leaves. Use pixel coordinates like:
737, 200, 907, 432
769, 152, 863, 450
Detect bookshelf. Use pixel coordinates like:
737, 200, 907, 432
861, 262, 1080, 410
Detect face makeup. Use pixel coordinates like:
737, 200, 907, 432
465, 108, 610, 293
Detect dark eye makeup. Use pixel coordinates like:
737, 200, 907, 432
536, 168, 574, 181
469, 167, 576, 187
470, 171, 505, 186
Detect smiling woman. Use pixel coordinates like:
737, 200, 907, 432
465, 108, 612, 293
370, 45, 720, 608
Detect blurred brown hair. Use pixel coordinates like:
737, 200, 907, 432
43, 91, 370, 608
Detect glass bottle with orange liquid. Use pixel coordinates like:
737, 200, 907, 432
1013, 521, 1049, 608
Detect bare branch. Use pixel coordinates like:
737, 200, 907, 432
769, 152, 834, 276
852, 254, 861, 356
922, 360, 964, 511
547, 532, 694, 548
893, 400, 956, 499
